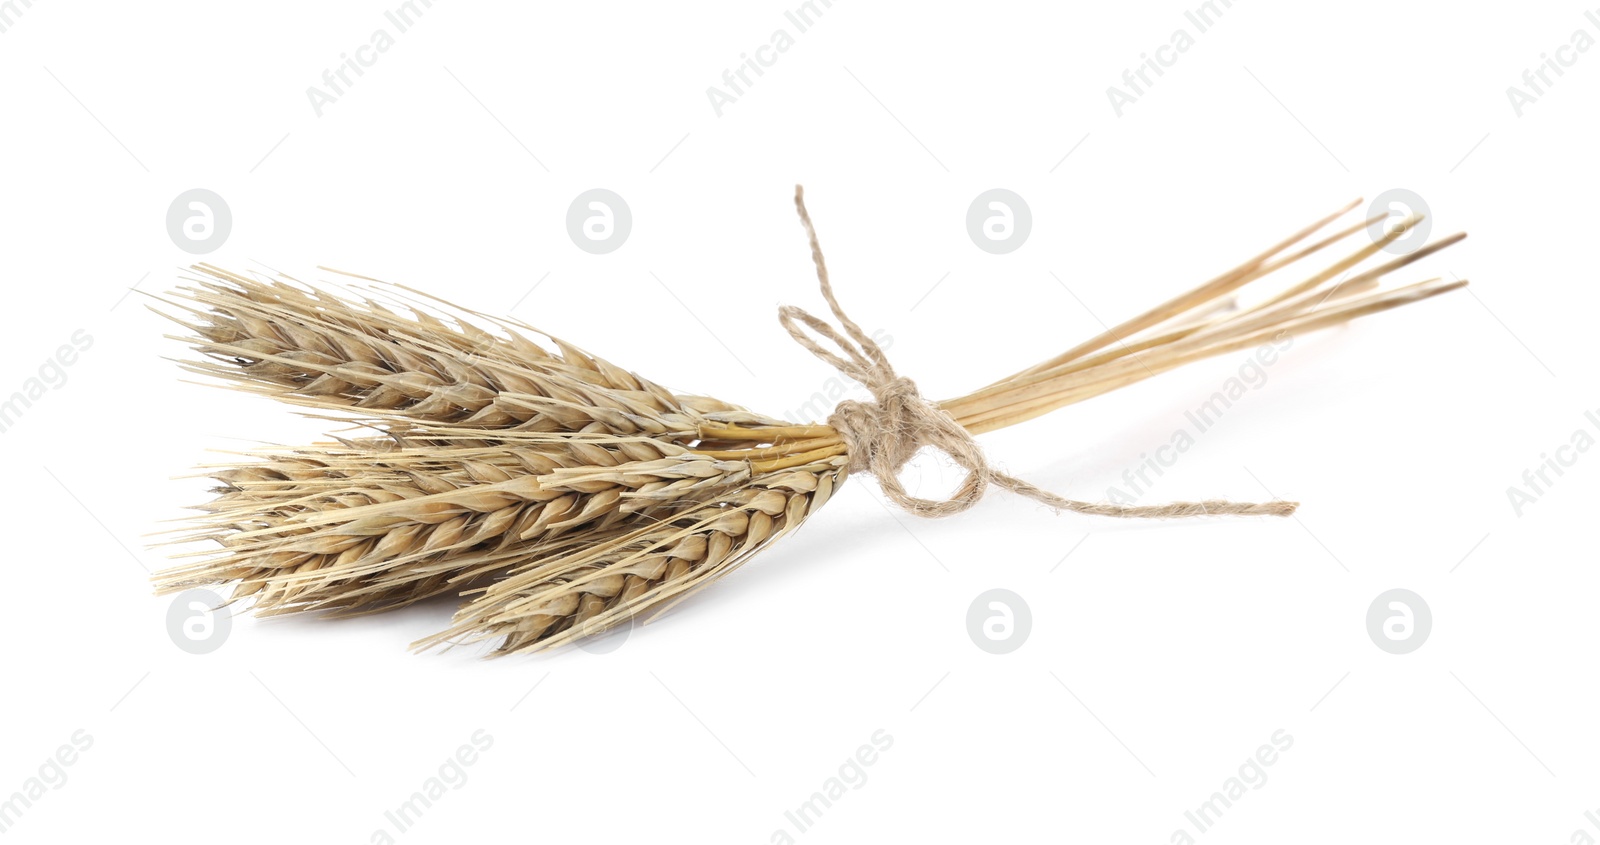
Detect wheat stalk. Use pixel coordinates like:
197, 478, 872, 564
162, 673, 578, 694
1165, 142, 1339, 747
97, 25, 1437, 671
151, 189, 1467, 654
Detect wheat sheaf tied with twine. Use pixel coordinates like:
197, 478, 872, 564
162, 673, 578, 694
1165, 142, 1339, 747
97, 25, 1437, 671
782, 187, 1292, 519
153, 185, 1466, 654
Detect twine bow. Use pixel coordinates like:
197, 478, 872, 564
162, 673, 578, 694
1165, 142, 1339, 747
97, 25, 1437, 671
778, 186, 1296, 519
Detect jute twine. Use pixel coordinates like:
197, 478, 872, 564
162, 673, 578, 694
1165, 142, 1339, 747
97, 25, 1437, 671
778, 186, 1296, 519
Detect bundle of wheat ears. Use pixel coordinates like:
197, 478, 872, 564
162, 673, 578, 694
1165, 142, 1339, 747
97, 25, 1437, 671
152, 187, 1465, 655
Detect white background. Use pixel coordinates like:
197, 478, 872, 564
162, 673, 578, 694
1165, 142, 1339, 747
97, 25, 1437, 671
1, 1, 1596, 842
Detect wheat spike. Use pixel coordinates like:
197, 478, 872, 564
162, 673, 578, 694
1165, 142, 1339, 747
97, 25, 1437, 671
161, 264, 755, 438
154, 431, 763, 616
415, 455, 848, 655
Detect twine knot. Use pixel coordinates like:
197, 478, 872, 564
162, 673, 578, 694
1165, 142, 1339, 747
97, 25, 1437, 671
777, 300, 989, 516
778, 185, 1297, 520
